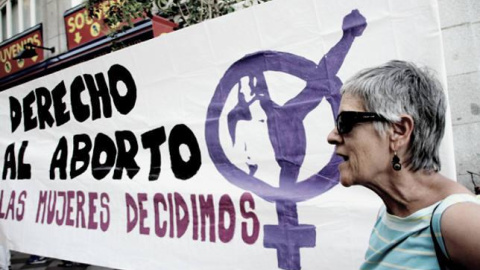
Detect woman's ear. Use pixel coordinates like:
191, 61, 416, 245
390, 114, 414, 150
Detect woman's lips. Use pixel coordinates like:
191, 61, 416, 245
337, 153, 349, 162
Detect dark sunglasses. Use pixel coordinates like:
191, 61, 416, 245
336, 111, 388, 135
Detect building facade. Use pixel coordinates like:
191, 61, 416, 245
0, 0, 174, 90
0, 0, 74, 52
438, 0, 480, 191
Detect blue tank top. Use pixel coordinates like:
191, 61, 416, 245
360, 194, 480, 270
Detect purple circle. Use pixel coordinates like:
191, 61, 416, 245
205, 51, 342, 203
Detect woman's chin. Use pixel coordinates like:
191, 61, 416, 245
340, 178, 353, 187
339, 172, 354, 187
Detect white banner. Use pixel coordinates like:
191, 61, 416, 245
0, 0, 452, 269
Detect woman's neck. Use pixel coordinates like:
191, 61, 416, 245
366, 171, 468, 217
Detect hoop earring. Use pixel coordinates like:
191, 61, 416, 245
392, 151, 401, 171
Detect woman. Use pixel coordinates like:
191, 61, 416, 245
327, 60, 480, 269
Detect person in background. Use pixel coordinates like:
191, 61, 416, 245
0, 229, 9, 270
26, 255, 48, 265
327, 60, 480, 269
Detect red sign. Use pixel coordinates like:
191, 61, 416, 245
64, 1, 144, 50
0, 24, 44, 79
152, 15, 177, 38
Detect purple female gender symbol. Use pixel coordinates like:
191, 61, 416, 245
205, 10, 367, 270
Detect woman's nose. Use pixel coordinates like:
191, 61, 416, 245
327, 127, 342, 145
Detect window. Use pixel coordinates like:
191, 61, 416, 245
22, 0, 30, 29
11, 0, 18, 35
0, 0, 39, 42
1, 6, 6, 40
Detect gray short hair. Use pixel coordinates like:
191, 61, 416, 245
341, 60, 446, 172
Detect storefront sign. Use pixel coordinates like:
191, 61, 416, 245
64, 0, 144, 50
0, 25, 44, 79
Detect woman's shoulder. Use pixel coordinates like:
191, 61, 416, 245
438, 192, 480, 222
438, 192, 480, 210
436, 193, 480, 268
433, 191, 480, 223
